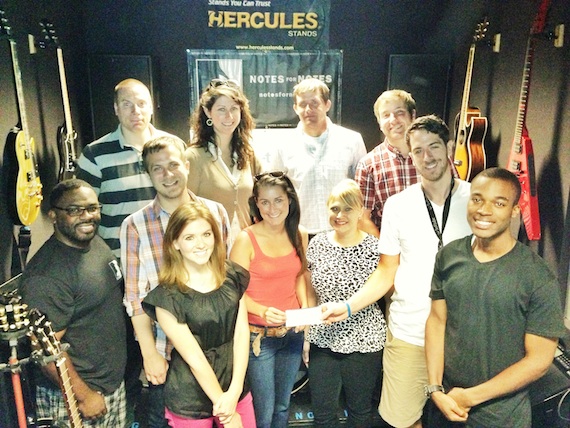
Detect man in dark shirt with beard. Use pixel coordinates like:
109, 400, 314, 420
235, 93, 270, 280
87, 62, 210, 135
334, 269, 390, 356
21, 179, 126, 426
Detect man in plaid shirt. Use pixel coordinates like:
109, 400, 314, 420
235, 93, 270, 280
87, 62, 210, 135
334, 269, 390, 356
355, 90, 419, 236
121, 136, 230, 427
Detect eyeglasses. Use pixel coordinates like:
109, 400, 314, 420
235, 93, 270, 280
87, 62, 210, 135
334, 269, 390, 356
208, 78, 239, 89
52, 204, 103, 217
254, 171, 287, 182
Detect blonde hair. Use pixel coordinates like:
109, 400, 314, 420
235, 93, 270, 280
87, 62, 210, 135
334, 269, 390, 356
373, 89, 416, 123
327, 179, 364, 210
293, 78, 330, 103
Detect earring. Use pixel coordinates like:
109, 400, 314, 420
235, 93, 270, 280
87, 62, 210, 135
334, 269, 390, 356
206, 118, 213, 126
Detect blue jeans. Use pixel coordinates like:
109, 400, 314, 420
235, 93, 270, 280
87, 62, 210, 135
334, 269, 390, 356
147, 383, 170, 428
247, 329, 304, 428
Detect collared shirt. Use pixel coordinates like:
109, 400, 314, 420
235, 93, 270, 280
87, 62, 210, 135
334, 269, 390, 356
270, 118, 366, 234
121, 191, 231, 358
355, 141, 419, 230
77, 124, 178, 258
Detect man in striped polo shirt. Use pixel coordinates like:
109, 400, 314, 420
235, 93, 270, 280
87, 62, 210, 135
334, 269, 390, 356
76, 78, 180, 424
77, 78, 179, 258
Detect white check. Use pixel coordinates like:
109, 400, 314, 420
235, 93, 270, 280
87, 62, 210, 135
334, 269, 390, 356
285, 307, 324, 327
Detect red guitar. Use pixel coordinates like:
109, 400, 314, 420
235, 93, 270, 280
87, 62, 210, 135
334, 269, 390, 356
453, 17, 489, 182
507, 0, 550, 241
39, 19, 78, 181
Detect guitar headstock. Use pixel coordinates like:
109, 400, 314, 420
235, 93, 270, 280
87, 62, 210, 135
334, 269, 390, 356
531, 0, 551, 35
473, 16, 489, 43
0, 291, 30, 339
0, 7, 13, 40
29, 308, 63, 357
38, 18, 60, 49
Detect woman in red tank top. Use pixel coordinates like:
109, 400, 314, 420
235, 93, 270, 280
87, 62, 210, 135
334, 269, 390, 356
230, 171, 308, 428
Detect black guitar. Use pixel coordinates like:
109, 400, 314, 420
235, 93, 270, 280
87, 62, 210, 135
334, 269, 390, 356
39, 19, 77, 181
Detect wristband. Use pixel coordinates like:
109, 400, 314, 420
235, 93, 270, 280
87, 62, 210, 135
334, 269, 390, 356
344, 301, 352, 317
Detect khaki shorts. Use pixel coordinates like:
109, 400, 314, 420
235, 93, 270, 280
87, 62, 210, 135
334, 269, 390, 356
379, 329, 428, 427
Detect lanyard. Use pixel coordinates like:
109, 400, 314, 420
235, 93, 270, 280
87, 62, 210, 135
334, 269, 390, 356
422, 176, 455, 250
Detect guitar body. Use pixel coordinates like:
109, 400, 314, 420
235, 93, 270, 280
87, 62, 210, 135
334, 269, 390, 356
14, 130, 43, 226
507, 128, 541, 240
452, 18, 489, 182
3, 129, 22, 225
453, 107, 488, 181
57, 124, 77, 182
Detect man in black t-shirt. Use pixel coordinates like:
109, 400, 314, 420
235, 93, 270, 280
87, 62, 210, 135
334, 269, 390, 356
425, 168, 565, 427
21, 179, 127, 426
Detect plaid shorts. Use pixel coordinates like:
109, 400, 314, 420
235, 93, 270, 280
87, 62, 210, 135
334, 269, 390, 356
35, 381, 126, 427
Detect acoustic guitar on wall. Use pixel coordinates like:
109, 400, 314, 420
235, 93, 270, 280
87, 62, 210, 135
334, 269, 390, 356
453, 17, 489, 182
507, 0, 551, 241
0, 8, 43, 226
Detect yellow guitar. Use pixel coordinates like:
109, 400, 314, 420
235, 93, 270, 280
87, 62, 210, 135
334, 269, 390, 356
1, 9, 43, 226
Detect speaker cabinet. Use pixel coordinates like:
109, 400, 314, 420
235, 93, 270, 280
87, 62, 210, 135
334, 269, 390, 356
387, 54, 451, 121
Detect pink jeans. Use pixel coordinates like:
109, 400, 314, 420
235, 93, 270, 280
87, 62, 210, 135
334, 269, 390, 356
165, 392, 256, 427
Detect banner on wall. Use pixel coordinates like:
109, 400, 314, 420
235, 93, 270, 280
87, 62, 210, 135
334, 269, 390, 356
187, 49, 343, 127
202, 0, 330, 50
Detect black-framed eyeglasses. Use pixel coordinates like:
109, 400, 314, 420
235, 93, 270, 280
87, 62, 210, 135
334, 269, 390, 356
208, 78, 239, 89
254, 171, 287, 182
52, 204, 103, 217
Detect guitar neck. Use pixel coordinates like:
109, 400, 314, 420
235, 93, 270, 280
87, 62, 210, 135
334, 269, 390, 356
458, 43, 476, 129
55, 357, 84, 428
513, 36, 536, 144
9, 39, 31, 142
57, 47, 75, 141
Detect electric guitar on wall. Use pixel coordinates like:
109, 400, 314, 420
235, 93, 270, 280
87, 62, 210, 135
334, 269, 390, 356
39, 19, 78, 181
0, 8, 43, 226
29, 309, 84, 428
507, 0, 550, 241
453, 17, 489, 182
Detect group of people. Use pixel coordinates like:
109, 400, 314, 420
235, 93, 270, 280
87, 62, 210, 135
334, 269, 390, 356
18, 75, 564, 428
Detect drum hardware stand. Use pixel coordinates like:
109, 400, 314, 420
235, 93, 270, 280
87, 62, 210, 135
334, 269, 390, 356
0, 291, 31, 428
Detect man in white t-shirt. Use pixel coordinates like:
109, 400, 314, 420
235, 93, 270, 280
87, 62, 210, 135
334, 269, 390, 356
322, 115, 472, 427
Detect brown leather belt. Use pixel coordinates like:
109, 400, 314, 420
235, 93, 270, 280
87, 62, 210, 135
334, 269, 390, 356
249, 324, 288, 338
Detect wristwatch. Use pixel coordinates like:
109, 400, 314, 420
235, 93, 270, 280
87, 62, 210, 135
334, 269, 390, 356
424, 384, 445, 397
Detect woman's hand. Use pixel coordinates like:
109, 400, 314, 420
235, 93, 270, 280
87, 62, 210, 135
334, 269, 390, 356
213, 391, 239, 423
221, 411, 243, 428
263, 306, 286, 325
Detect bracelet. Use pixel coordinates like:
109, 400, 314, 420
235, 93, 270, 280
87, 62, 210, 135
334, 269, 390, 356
344, 301, 352, 318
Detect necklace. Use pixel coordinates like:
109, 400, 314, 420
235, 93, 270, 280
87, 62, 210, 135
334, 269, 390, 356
422, 176, 455, 250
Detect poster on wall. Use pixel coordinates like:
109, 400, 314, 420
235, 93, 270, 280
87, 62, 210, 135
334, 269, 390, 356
187, 49, 343, 127
202, 0, 330, 50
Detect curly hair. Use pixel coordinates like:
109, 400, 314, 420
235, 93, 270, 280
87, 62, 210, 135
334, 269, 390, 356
189, 83, 255, 170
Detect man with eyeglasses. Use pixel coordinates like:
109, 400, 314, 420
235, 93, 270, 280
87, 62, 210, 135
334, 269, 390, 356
269, 77, 366, 237
20, 179, 127, 426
